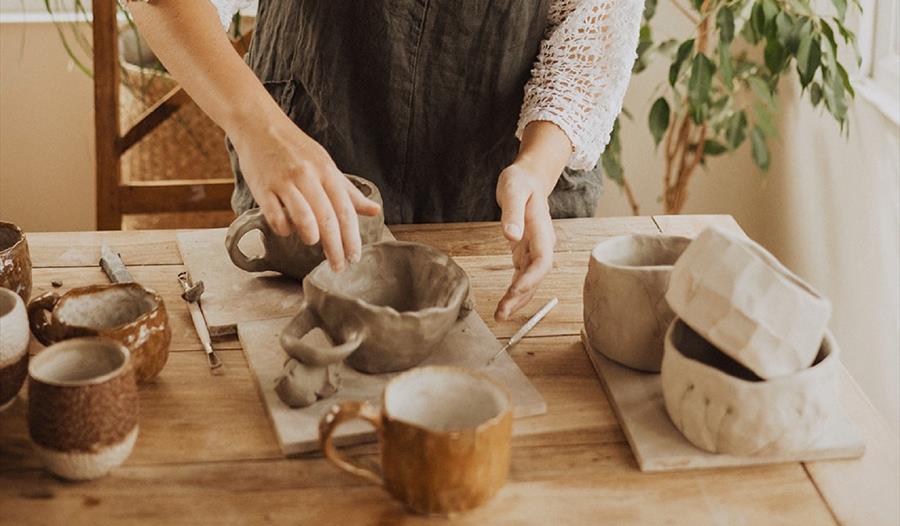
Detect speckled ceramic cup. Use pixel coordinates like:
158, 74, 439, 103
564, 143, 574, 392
0, 288, 30, 411
0, 221, 32, 303
28, 337, 139, 480
27, 283, 171, 383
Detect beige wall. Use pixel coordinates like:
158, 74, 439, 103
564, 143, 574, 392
1, 11, 897, 431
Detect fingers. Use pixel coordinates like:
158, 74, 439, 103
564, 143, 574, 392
496, 172, 529, 242
494, 200, 555, 321
280, 186, 319, 245
258, 192, 291, 237
298, 177, 346, 272
346, 179, 382, 217
323, 173, 363, 263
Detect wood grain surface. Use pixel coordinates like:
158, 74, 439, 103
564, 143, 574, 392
1, 215, 895, 526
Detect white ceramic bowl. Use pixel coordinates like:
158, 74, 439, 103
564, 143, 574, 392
661, 318, 839, 456
0, 287, 29, 411
666, 226, 831, 379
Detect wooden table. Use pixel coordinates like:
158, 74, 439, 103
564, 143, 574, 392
2, 215, 897, 525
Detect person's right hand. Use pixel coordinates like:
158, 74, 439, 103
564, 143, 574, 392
229, 110, 381, 272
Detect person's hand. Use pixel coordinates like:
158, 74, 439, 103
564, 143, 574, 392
494, 162, 557, 321
230, 110, 381, 272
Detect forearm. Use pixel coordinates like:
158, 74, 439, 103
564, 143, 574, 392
127, 0, 281, 137
512, 121, 573, 196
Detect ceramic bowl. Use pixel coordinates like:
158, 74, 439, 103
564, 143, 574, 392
0, 288, 30, 411
0, 221, 32, 303
661, 318, 839, 456
281, 241, 471, 376
28, 337, 139, 480
225, 174, 385, 280
666, 226, 831, 379
27, 283, 171, 383
583, 234, 692, 372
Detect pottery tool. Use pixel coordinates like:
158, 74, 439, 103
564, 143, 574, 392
100, 244, 134, 283
177, 271, 224, 373
486, 297, 559, 366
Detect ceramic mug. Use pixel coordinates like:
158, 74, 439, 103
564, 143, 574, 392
661, 318, 839, 456
281, 241, 471, 375
319, 366, 513, 515
0, 288, 30, 411
225, 174, 385, 280
583, 234, 691, 372
28, 337, 139, 480
0, 221, 32, 303
28, 283, 171, 383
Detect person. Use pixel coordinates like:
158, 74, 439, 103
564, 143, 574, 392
126, 0, 642, 320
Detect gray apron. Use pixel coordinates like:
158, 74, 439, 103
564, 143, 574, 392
228, 0, 602, 224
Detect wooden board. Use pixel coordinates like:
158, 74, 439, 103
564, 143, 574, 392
239, 312, 547, 456
581, 330, 866, 472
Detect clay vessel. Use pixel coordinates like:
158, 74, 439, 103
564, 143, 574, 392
666, 226, 831, 379
0, 221, 32, 303
320, 366, 512, 515
225, 174, 385, 280
28, 283, 171, 383
583, 234, 691, 372
0, 288, 30, 411
28, 337, 139, 480
661, 318, 839, 456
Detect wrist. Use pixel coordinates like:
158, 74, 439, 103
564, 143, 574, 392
513, 120, 573, 195
222, 96, 287, 145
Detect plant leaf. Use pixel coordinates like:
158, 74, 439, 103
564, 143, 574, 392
810, 81, 823, 106
648, 97, 671, 147
726, 111, 749, 148
747, 75, 776, 108
796, 35, 821, 87
751, 126, 770, 170
718, 41, 735, 91
602, 119, 625, 186
703, 140, 729, 156
830, 0, 847, 18
643, 0, 658, 20
765, 38, 787, 73
669, 39, 695, 87
717, 7, 735, 43
688, 54, 716, 123
754, 102, 778, 137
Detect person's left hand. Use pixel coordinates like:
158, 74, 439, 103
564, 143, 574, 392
494, 162, 557, 321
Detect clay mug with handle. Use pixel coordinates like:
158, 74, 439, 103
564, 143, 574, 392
0, 221, 32, 303
225, 174, 385, 280
319, 366, 513, 515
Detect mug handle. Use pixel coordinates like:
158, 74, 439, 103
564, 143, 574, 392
319, 401, 383, 485
280, 303, 364, 366
27, 292, 60, 346
225, 208, 272, 273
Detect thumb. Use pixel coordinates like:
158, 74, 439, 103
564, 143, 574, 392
497, 179, 530, 242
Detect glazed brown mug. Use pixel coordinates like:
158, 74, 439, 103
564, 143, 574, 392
28, 283, 171, 383
0, 221, 32, 302
281, 241, 471, 375
28, 337, 139, 480
320, 366, 513, 515
225, 174, 385, 280
0, 287, 30, 411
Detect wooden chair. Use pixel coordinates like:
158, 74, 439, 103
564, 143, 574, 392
92, 2, 250, 230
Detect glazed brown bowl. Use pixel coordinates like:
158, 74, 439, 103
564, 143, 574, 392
0, 221, 32, 302
281, 241, 471, 374
27, 283, 171, 383
28, 337, 138, 480
225, 174, 385, 280
0, 287, 30, 411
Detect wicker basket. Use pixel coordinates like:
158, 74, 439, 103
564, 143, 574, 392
119, 61, 233, 183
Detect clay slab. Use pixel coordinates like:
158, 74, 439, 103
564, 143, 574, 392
581, 329, 865, 472
240, 315, 546, 456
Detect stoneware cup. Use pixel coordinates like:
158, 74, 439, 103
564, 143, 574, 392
27, 283, 171, 383
661, 318, 839, 456
28, 337, 139, 480
583, 234, 692, 372
0, 221, 32, 303
280, 241, 470, 376
319, 366, 513, 515
0, 288, 30, 411
666, 226, 832, 379
225, 174, 385, 280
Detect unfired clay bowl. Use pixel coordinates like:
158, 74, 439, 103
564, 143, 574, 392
276, 241, 471, 406
0, 288, 30, 411
28, 337, 139, 480
225, 174, 385, 280
583, 234, 691, 372
0, 221, 32, 303
28, 283, 171, 383
661, 318, 839, 456
666, 226, 832, 379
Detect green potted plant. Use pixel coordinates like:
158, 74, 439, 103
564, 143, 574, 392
602, 0, 860, 214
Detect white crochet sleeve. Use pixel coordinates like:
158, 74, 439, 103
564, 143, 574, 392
208, 0, 255, 29
518, 0, 644, 170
